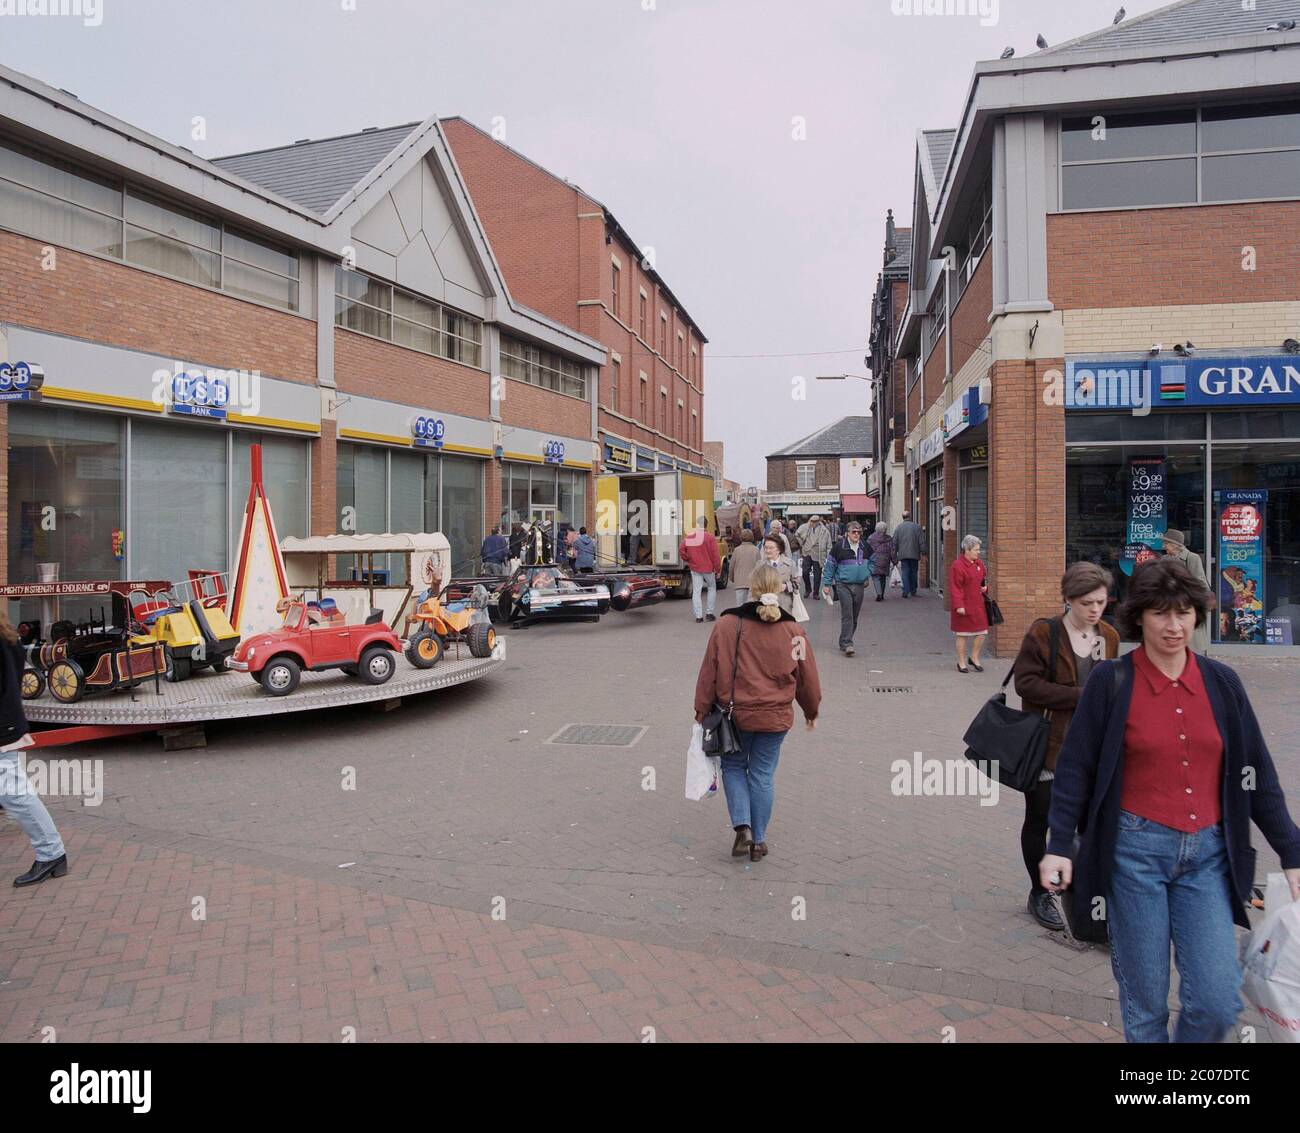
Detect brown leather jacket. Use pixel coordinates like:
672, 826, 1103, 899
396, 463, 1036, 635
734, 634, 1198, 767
694, 604, 821, 732
1011, 617, 1119, 770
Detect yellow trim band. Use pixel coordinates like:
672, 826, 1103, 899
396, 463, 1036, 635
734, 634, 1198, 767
228, 412, 320, 434
40, 387, 163, 413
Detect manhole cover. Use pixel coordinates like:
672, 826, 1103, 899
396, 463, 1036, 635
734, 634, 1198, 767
546, 724, 647, 746
869, 686, 915, 694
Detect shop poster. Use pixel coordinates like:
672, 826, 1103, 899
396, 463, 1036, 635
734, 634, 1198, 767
1217, 489, 1266, 645
1121, 457, 1166, 576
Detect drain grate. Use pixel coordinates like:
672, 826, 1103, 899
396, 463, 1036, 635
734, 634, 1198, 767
869, 685, 915, 694
547, 723, 647, 747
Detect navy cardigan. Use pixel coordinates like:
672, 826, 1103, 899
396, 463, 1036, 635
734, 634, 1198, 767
1047, 652, 1300, 931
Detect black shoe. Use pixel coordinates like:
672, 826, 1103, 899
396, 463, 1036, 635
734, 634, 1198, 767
706, 614, 716, 621
696, 617, 704, 623
1028, 890, 1064, 932
14, 854, 68, 887
969, 661, 984, 672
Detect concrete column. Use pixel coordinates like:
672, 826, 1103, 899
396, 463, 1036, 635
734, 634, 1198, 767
992, 114, 1054, 317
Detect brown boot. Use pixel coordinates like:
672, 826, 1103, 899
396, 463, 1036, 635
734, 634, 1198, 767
749, 841, 768, 862
732, 826, 752, 857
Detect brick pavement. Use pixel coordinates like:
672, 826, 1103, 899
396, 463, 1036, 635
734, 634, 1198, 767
4, 586, 1295, 1042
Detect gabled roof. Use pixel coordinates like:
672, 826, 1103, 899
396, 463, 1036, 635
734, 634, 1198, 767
1037, 0, 1299, 57
213, 123, 421, 213
919, 129, 957, 206
768, 416, 873, 459
885, 229, 912, 273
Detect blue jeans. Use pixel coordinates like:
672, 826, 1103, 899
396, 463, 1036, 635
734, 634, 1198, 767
720, 729, 786, 843
1107, 811, 1242, 1043
0, 751, 67, 861
691, 570, 717, 618
899, 558, 919, 595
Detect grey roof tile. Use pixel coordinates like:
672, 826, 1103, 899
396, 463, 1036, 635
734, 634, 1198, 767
1040, 0, 1299, 56
886, 229, 912, 272
212, 123, 421, 213
768, 416, 873, 459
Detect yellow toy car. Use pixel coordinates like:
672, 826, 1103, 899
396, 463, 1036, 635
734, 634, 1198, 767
402, 588, 496, 667
127, 588, 241, 681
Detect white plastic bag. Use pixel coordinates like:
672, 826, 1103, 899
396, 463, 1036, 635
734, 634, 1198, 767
684, 722, 720, 801
790, 590, 810, 623
890, 563, 902, 589
1242, 872, 1300, 1042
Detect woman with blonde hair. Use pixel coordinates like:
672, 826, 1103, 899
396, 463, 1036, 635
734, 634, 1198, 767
0, 609, 69, 886
694, 564, 821, 862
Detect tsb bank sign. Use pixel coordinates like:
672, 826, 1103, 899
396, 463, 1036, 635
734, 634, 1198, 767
1066, 355, 1300, 410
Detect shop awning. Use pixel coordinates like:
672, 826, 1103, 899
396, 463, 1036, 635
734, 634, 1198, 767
841, 494, 875, 513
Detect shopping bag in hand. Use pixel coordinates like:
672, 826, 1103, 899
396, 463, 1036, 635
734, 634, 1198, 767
685, 722, 720, 801
1242, 872, 1300, 1042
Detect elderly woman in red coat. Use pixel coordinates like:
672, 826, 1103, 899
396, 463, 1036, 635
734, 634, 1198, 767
949, 533, 989, 672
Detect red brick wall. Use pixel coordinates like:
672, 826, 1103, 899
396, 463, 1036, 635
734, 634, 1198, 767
0, 230, 316, 381
950, 254, 992, 375
765, 457, 837, 492
500, 376, 590, 439
441, 119, 586, 327
334, 329, 489, 418
987, 356, 1066, 656
922, 331, 946, 417
1047, 202, 1300, 309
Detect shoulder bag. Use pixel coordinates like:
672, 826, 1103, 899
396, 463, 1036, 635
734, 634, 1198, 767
961, 618, 1060, 793
700, 621, 744, 756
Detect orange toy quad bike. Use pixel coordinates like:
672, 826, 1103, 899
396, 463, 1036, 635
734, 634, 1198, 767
403, 585, 496, 668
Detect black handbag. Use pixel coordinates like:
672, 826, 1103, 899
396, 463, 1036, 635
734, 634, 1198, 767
962, 618, 1059, 793
984, 594, 1005, 625
700, 621, 744, 756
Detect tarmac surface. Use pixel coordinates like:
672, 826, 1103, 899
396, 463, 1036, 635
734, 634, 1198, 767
2, 584, 1295, 1042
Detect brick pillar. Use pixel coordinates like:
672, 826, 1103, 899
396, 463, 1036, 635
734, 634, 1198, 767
484, 457, 502, 536
311, 419, 337, 536
987, 356, 1065, 656
942, 444, 959, 611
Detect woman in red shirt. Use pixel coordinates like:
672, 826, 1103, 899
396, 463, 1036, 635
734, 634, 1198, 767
948, 534, 989, 672
1042, 559, 1300, 1043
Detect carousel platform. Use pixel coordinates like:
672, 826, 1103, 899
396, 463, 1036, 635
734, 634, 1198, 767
24, 641, 506, 748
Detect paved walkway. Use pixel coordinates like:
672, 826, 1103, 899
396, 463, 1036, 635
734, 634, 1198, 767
3, 586, 1294, 1042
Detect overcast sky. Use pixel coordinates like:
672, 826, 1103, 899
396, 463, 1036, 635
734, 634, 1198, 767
3, 0, 1167, 485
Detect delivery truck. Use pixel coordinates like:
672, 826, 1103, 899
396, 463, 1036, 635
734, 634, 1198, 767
595, 470, 730, 596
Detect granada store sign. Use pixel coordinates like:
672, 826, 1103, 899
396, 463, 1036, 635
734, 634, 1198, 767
0, 361, 44, 402
1066, 356, 1300, 411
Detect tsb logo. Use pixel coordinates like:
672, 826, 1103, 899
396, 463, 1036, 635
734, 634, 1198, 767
412, 416, 445, 447
544, 439, 566, 463
0, 360, 46, 401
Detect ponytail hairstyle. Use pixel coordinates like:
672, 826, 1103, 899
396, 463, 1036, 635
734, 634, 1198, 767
748, 563, 784, 623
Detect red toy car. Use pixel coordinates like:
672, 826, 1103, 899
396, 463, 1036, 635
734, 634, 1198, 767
228, 596, 402, 696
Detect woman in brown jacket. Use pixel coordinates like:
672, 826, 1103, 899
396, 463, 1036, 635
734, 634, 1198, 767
694, 564, 821, 862
1012, 561, 1119, 930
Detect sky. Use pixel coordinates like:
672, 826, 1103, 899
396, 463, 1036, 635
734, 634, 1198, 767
1, 0, 1170, 485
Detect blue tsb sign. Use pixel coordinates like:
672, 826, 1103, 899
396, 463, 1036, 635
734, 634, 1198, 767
1066, 356, 1300, 411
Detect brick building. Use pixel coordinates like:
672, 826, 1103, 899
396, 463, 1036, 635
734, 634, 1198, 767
440, 119, 709, 482
890, 0, 1300, 656
0, 64, 607, 620
766, 417, 874, 523
866, 209, 913, 549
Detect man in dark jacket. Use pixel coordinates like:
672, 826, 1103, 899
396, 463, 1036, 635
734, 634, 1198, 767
866, 523, 897, 602
892, 511, 924, 597
821, 521, 871, 655
480, 526, 509, 576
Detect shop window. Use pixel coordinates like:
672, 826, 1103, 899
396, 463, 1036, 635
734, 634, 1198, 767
1210, 410, 1300, 440
334, 267, 482, 368
231, 432, 309, 547
6, 405, 124, 625
441, 455, 482, 575
1210, 444, 1300, 644
1065, 412, 1206, 443
1065, 444, 1206, 609
130, 419, 228, 587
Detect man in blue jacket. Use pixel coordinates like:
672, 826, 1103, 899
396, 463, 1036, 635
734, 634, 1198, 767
573, 527, 597, 572
822, 521, 871, 655
480, 525, 509, 576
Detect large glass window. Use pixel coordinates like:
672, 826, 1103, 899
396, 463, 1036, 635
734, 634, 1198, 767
499, 463, 587, 550
500, 335, 587, 399
231, 432, 310, 547
1209, 444, 1300, 644
926, 463, 945, 591
334, 267, 482, 368
0, 135, 300, 308
1066, 412, 1206, 443
130, 419, 228, 586
1065, 444, 1207, 606
6, 405, 124, 624
1061, 101, 1300, 210
442, 456, 483, 575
